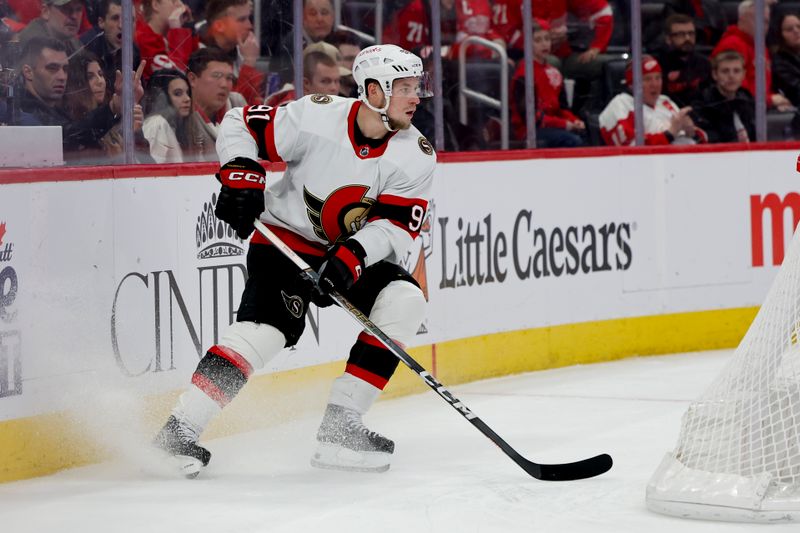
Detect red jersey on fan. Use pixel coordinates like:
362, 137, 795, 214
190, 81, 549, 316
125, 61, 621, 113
383, 0, 501, 58
135, 18, 199, 79
510, 59, 579, 139
532, 0, 614, 57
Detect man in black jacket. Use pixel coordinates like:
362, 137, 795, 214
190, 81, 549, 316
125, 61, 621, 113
691, 50, 755, 143
654, 14, 712, 108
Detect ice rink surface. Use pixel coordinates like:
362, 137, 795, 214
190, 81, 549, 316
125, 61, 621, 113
1, 349, 788, 532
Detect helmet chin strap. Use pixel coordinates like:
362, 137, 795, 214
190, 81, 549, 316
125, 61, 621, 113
362, 95, 397, 132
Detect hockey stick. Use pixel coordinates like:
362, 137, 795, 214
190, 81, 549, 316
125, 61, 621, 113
253, 219, 612, 481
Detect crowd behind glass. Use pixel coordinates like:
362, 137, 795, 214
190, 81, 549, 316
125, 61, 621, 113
0, 0, 797, 166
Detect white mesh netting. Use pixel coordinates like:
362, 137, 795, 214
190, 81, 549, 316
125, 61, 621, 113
647, 228, 800, 523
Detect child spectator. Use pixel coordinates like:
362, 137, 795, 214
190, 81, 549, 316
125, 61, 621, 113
510, 19, 585, 147
80, 0, 142, 95
691, 50, 755, 142
198, 0, 265, 105
136, 0, 198, 79
599, 55, 707, 145
654, 14, 712, 108
711, 0, 792, 110
142, 68, 199, 162
17, 0, 85, 56
772, 12, 800, 107
186, 47, 246, 161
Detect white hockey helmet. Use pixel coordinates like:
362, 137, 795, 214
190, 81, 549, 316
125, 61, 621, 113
351, 44, 433, 131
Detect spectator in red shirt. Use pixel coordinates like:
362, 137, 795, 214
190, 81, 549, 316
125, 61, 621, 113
510, 19, 585, 147
534, 0, 614, 81
711, 0, 792, 110
136, 0, 198, 79
198, 0, 265, 105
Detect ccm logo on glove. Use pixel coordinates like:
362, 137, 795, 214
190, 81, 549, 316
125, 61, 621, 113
224, 171, 266, 186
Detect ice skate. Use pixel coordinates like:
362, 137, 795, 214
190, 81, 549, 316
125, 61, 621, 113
153, 415, 211, 478
311, 404, 394, 473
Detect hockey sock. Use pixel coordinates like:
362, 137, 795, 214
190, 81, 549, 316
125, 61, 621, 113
328, 332, 401, 414
173, 345, 254, 434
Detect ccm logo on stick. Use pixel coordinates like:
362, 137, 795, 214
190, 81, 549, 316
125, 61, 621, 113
227, 172, 266, 185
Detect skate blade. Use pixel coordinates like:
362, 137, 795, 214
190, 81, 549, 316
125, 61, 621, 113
310, 442, 391, 473
155, 448, 205, 479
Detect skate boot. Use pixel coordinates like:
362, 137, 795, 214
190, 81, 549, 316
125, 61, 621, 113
153, 415, 211, 478
310, 404, 394, 473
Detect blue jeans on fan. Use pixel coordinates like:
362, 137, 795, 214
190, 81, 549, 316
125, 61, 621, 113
536, 128, 584, 148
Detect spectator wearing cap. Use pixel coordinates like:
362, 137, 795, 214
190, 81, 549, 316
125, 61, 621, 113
136, 0, 199, 80
599, 55, 707, 145
198, 0, 265, 105
80, 0, 142, 99
654, 14, 712, 108
12, 36, 145, 157
510, 19, 585, 147
265, 42, 350, 106
17, 0, 85, 56
186, 47, 246, 161
691, 50, 755, 143
711, 0, 792, 110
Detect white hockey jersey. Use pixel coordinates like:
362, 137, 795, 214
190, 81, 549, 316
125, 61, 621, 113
216, 95, 436, 267
598, 93, 680, 146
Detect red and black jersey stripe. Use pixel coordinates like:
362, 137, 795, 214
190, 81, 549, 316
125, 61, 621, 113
367, 194, 429, 239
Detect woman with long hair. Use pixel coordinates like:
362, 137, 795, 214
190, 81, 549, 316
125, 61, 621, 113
773, 12, 800, 107
62, 50, 145, 163
142, 68, 198, 162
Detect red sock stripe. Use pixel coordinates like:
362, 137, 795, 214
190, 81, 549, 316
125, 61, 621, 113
357, 331, 405, 349
209, 345, 254, 379
345, 363, 389, 390
191, 373, 230, 407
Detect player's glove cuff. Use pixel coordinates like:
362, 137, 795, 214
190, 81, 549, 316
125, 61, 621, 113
319, 239, 367, 294
216, 157, 266, 190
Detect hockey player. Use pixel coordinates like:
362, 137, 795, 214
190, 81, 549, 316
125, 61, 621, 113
154, 44, 436, 477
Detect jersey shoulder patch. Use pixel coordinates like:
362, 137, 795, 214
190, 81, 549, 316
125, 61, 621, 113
310, 94, 334, 104
417, 135, 434, 156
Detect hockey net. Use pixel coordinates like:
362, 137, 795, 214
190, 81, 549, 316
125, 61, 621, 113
647, 227, 800, 523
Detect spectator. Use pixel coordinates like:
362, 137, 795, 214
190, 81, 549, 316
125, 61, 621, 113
691, 50, 755, 142
712, 0, 792, 110
136, 0, 198, 79
198, 0, 265, 105
142, 68, 199, 162
773, 12, 800, 107
17, 0, 84, 56
186, 47, 246, 161
533, 0, 614, 81
654, 14, 712, 108
303, 0, 334, 43
13, 37, 144, 156
648, 0, 728, 47
384, 0, 504, 60
62, 50, 145, 162
265, 43, 348, 106
327, 30, 361, 97
510, 19, 585, 147
599, 55, 707, 145
80, 0, 142, 98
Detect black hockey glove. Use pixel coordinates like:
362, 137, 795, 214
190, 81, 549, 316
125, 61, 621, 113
318, 239, 367, 296
215, 157, 266, 240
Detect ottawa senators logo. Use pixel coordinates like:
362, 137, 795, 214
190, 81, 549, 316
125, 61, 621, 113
310, 94, 333, 104
418, 136, 433, 155
303, 185, 376, 243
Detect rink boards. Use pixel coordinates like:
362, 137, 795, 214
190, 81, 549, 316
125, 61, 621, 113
0, 144, 798, 481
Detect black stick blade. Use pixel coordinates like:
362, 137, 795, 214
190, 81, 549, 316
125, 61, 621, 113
524, 453, 613, 481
